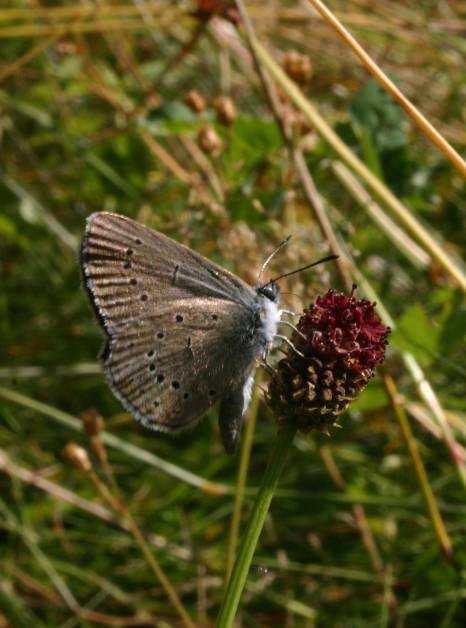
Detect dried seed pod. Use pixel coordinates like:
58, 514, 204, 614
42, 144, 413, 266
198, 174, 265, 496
282, 50, 313, 86
268, 287, 390, 432
294, 112, 313, 136
197, 124, 222, 155
55, 40, 78, 56
63, 442, 92, 473
213, 96, 236, 126
81, 409, 107, 464
82, 409, 103, 438
185, 90, 207, 113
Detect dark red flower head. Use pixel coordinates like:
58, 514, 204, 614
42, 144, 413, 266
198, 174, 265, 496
268, 287, 390, 432
193, 0, 240, 23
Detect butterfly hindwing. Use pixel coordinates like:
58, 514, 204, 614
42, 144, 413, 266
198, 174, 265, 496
81, 212, 260, 431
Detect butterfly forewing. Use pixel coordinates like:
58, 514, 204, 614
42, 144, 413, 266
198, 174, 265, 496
81, 212, 258, 431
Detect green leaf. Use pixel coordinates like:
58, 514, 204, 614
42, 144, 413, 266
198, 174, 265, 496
439, 291, 466, 356
391, 303, 440, 367
222, 115, 282, 183
0, 215, 17, 239
350, 80, 406, 153
351, 380, 388, 412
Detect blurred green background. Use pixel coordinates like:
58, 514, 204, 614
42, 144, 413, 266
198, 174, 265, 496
0, 1, 465, 626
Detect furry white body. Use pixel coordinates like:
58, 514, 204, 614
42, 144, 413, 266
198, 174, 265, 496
240, 295, 281, 417
260, 296, 282, 348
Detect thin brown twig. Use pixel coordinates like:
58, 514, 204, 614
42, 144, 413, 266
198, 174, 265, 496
7, 564, 62, 606
331, 161, 430, 269
2, 510, 88, 622
82, 61, 227, 213
384, 374, 453, 561
140, 131, 194, 185
0, 2, 168, 21
179, 135, 226, 202
249, 36, 466, 291
81, 420, 199, 623
7, 557, 154, 627
305, 0, 466, 176
347, 263, 466, 489
85, 468, 196, 628
233, 0, 351, 292
84, 63, 200, 184
0, 446, 191, 560
0, 34, 59, 83
93, 0, 151, 93
0, 18, 153, 39
292, 150, 353, 291
320, 446, 383, 573
0, 385, 229, 494
157, 19, 209, 83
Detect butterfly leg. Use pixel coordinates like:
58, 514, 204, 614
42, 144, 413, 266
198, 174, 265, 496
277, 320, 306, 339
260, 356, 276, 376
274, 334, 305, 358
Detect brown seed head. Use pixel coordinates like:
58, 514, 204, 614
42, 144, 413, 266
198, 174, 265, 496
185, 90, 207, 113
197, 124, 222, 155
81, 409, 103, 437
63, 442, 92, 473
282, 50, 313, 86
213, 96, 236, 126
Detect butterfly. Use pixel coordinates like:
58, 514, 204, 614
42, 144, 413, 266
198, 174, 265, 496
80, 212, 285, 453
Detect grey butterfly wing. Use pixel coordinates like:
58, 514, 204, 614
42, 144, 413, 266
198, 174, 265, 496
81, 212, 260, 432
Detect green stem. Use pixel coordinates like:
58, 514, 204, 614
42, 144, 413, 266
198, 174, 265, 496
216, 422, 297, 627
225, 372, 262, 584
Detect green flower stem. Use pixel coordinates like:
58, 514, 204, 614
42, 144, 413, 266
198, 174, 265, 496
216, 422, 297, 627
225, 372, 262, 584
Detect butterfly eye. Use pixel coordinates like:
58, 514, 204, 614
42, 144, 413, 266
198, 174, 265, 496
149, 363, 156, 372
172, 380, 180, 390
157, 332, 164, 339
258, 284, 278, 301
157, 374, 164, 383
135, 238, 142, 245
147, 350, 155, 358
212, 314, 218, 321
175, 314, 183, 323
126, 248, 134, 256
141, 293, 148, 302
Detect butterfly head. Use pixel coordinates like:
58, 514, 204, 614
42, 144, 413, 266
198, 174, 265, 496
256, 281, 280, 303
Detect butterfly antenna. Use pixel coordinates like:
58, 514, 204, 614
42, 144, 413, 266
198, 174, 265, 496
257, 235, 292, 285
263, 254, 339, 286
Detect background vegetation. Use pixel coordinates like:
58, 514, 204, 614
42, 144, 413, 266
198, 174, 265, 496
0, 1, 465, 625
